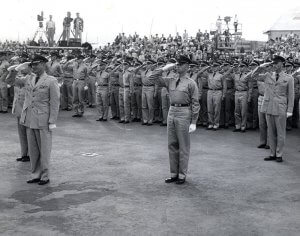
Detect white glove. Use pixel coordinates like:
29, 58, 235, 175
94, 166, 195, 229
7, 84, 11, 88
162, 63, 176, 71
189, 124, 196, 133
287, 112, 293, 118
95, 82, 98, 86
49, 124, 57, 130
84, 86, 89, 90
58, 83, 62, 88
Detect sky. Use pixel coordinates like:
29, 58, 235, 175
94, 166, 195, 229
0, 0, 299, 46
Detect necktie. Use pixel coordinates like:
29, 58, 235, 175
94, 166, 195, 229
176, 78, 180, 88
35, 76, 40, 85
276, 73, 279, 81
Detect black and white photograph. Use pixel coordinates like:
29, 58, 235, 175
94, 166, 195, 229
0, 0, 300, 235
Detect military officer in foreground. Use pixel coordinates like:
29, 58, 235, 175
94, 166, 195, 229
252, 55, 294, 162
150, 55, 200, 184
20, 54, 60, 185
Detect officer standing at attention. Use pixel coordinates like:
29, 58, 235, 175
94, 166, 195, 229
150, 55, 200, 184
20, 54, 60, 185
252, 55, 294, 162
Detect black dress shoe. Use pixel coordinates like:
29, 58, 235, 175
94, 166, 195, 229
265, 145, 270, 149
72, 114, 80, 117
240, 129, 246, 133
224, 125, 229, 129
38, 179, 50, 185
206, 127, 213, 130
213, 128, 218, 131
2, 111, 8, 113
119, 120, 125, 123
264, 156, 276, 161
96, 118, 103, 121
146, 123, 153, 126
111, 116, 117, 120
276, 157, 283, 162
160, 123, 167, 126
16, 156, 24, 161
21, 156, 30, 162
142, 122, 148, 125
132, 118, 137, 122
233, 128, 241, 132
102, 119, 107, 121
165, 177, 178, 183
124, 121, 130, 124
27, 178, 40, 184
257, 144, 266, 149
136, 118, 141, 122
175, 178, 186, 185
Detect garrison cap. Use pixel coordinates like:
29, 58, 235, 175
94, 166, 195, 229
30, 54, 48, 65
272, 55, 285, 63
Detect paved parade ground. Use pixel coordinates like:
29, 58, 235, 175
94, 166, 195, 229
0, 109, 300, 236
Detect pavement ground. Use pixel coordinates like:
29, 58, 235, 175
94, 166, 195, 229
0, 108, 300, 236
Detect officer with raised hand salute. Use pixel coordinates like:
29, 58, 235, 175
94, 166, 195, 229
150, 55, 200, 184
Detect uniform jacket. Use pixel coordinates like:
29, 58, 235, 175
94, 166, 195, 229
259, 71, 294, 116
20, 72, 60, 129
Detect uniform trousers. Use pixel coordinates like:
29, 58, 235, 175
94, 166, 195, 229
207, 90, 222, 128
119, 87, 125, 121
167, 106, 191, 179
96, 86, 109, 119
124, 87, 131, 122
235, 91, 248, 130
87, 76, 96, 106
110, 87, 119, 118
142, 86, 155, 124
131, 87, 142, 119
0, 85, 8, 111
224, 88, 235, 126
17, 117, 28, 157
26, 128, 52, 181
199, 89, 208, 126
161, 88, 170, 124
72, 80, 85, 115
61, 78, 73, 110
266, 114, 286, 158
258, 96, 268, 146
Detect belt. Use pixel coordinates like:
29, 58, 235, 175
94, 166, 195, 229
236, 90, 247, 92
134, 84, 142, 87
76, 79, 85, 81
143, 84, 154, 87
203, 87, 209, 89
171, 104, 190, 107
124, 85, 130, 88
209, 88, 222, 91
98, 84, 108, 86
112, 84, 119, 87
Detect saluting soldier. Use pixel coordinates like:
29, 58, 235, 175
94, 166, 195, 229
109, 61, 121, 120
131, 60, 143, 122
252, 55, 294, 162
232, 62, 252, 133
95, 60, 112, 121
61, 55, 76, 111
202, 62, 228, 131
0, 51, 10, 113
20, 54, 60, 185
223, 61, 235, 128
86, 54, 97, 108
141, 60, 156, 126
6, 55, 31, 162
123, 59, 134, 123
72, 54, 88, 117
150, 55, 200, 184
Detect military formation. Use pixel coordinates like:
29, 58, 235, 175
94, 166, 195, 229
0, 45, 299, 184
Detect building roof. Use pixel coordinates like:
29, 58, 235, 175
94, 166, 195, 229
267, 8, 300, 32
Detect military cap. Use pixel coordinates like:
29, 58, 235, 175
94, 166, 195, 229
222, 61, 231, 66
90, 54, 97, 58
50, 51, 60, 57
239, 61, 248, 67
77, 54, 85, 60
189, 61, 199, 67
177, 55, 192, 65
134, 60, 143, 66
284, 61, 294, 67
200, 61, 209, 66
212, 61, 221, 67
294, 62, 300, 68
30, 54, 48, 65
168, 58, 177, 64
67, 55, 75, 61
144, 59, 156, 65
249, 60, 260, 66
272, 55, 285, 63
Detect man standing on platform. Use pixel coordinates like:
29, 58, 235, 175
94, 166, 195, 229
74, 13, 84, 43
46, 15, 56, 47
